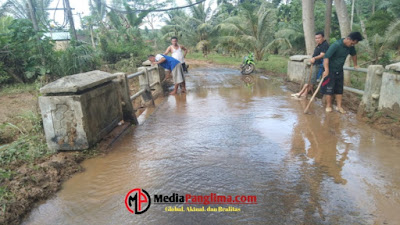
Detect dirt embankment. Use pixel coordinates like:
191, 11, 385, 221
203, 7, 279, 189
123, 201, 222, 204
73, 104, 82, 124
0, 89, 133, 225
1, 153, 85, 224
358, 110, 400, 139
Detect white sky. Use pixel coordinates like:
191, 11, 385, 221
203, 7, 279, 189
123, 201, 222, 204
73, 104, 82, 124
0, 0, 216, 30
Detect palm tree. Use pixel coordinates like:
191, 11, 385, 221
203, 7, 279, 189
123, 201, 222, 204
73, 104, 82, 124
161, 0, 214, 56
367, 19, 400, 64
216, 2, 291, 60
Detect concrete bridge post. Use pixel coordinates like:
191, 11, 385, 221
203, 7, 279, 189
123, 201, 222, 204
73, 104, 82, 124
287, 55, 312, 83
358, 65, 384, 115
379, 63, 400, 115
138, 67, 155, 105
38, 71, 123, 151
113, 72, 139, 125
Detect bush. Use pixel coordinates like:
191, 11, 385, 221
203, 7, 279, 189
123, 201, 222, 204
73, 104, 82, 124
366, 11, 394, 38
56, 41, 101, 77
0, 19, 56, 83
100, 37, 151, 65
0, 63, 11, 84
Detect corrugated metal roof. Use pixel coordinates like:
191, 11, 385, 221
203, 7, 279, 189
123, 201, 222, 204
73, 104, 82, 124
44, 32, 70, 41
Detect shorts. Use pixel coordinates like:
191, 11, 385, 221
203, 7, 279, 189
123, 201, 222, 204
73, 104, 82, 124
304, 65, 321, 85
320, 70, 344, 95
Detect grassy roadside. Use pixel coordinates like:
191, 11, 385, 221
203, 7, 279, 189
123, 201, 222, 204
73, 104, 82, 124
186, 53, 289, 74
0, 83, 38, 96
0, 83, 103, 224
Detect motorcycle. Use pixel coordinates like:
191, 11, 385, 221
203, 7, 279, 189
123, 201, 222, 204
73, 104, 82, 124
240, 53, 255, 75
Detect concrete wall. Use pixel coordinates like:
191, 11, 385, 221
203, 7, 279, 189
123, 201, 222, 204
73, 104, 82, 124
39, 82, 122, 150
39, 71, 124, 151
287, 55, 311, 83
379, 63, 400, 114
359, 65, 384, 114
39, 67, 165, 151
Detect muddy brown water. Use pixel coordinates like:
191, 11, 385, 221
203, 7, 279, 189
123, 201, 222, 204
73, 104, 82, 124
23, 67, 400, 225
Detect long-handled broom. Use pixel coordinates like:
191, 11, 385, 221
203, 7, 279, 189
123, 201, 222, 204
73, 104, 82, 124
304, 77, 324, 114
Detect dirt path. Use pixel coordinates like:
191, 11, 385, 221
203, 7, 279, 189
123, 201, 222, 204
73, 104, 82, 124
0, 93, 38, 124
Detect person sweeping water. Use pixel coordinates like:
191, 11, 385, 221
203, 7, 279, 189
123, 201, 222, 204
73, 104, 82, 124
321, 32, 363, 113
148, 54, 186, 95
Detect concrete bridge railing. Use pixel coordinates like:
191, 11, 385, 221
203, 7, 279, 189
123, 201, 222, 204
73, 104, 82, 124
39, 65, 164, 151
287, 56, 400, 116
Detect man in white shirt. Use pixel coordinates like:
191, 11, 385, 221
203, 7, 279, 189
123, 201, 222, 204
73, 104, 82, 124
164, 37, 188, 93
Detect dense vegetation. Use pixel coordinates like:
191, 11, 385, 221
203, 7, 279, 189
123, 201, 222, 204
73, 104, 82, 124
0, 0, 399, 86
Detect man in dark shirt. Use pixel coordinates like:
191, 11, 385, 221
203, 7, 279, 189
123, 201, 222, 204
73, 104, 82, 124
292, 32, 329, 98
321, 32, 363, 113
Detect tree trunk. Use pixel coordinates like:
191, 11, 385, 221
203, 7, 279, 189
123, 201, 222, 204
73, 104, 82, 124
324, 0, 333, 42
27, 0, 39, 33
350, 0, 355, 30
64, 0, 78, 41
334, 0, 351, 86
302, 0, 315, 55
90, 25, 96, 49
372, 0, 375, 14
356, 7, 368, 43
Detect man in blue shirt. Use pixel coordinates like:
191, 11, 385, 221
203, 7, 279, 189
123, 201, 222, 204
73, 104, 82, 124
321, 32, 363, 113
148, 54, 185, 95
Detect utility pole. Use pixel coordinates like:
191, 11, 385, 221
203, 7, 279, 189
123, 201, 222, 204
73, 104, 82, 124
64, 0, 78, 41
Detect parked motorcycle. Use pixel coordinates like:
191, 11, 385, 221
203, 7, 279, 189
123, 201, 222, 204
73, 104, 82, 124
240, 53, 255, 75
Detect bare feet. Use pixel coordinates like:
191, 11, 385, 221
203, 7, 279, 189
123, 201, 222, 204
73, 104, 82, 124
335, 106, 346, 114
291, 93, 300, 98
291, 93, 306, 98
169, 91, 177, 95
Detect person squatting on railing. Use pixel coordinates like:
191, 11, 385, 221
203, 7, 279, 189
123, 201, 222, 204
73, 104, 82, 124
148, 54, 186, 95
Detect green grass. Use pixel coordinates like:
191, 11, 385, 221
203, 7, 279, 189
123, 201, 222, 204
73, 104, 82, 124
186, 53, 289, 74
0, 111, 50, 167
0, 83, 38, 96
350, 71, 366, 90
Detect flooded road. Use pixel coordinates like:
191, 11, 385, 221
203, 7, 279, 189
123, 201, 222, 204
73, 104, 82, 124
24, 67, 400, 225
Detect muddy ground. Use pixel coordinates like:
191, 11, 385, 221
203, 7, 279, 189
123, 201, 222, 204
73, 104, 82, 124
1, 60, 400, 224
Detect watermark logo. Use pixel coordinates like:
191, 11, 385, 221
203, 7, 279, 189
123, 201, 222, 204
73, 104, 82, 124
125, 188, 151, 214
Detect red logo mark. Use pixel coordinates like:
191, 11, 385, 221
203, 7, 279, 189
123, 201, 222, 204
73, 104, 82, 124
125, 188, 151, 214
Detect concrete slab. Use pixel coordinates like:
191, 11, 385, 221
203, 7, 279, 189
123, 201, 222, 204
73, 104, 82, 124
40, 70, 116, 95
385, 62, 400, 72
289, 55, 311, 62
39, 82, 122, 151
